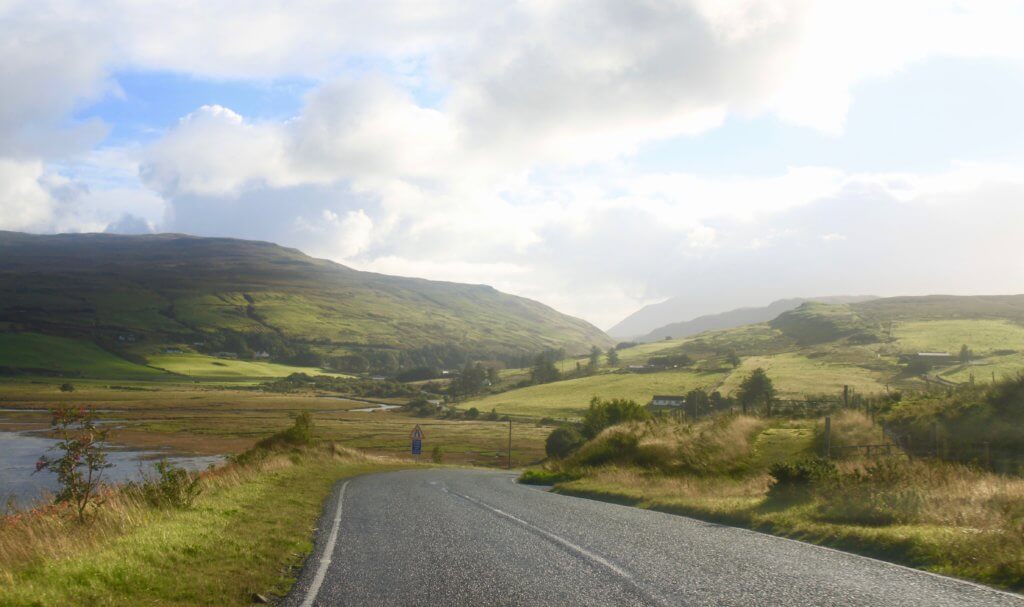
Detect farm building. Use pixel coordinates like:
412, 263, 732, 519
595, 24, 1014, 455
649, 395, 686, 409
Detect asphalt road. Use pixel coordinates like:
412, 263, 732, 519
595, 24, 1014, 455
283, 469, 1023, 607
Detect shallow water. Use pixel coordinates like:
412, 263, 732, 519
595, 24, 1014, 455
0, 430, 224, 509
350, 403, 403, 412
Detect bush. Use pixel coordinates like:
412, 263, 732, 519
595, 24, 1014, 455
254, 412, 315, 450
465, 407, 480, 419
59, 383, 75, 393
582, 397, 650, 438
545, 427, 583, 459
767, 457, 836, 499
574, 430, 641, 467
141, 459, 202, 509
431, 445, 444, 464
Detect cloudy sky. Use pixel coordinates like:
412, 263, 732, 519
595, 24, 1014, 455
3, 1, 1024, 329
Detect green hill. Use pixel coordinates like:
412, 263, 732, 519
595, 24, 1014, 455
0, 232, 611, 375
468, 294, 1024, 419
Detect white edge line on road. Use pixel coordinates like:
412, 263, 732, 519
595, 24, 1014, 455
446, 488, 631, 578
446, 487, 670, 607
549, 489, 1024, 603
301, 480, 349, 607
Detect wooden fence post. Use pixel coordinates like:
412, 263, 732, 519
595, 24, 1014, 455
823, 416, 831, 459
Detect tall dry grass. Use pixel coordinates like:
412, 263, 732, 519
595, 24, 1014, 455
0, 443, 380, 582
572, 414, 766, 475
824, 410, 884, 453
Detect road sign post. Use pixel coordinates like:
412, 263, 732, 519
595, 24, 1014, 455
411, 424, 425, 458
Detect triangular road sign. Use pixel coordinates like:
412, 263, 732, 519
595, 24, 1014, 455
410, 424, 425, 440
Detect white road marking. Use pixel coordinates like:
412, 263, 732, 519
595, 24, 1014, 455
446, 487, 630, 578
301, 480, 349, 607
444, 485, 671, 606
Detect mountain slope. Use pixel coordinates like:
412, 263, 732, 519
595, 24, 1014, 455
0, 232, 611, 366
634, 296, 878, 342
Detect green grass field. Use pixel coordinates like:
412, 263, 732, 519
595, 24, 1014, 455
716, 352, 890, 398
468, 369, 728, 419
146, 352, 348, 381
891, 319, 1024, 354
0, 333, 167, 379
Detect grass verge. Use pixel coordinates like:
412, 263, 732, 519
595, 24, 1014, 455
0, 445, 409, 606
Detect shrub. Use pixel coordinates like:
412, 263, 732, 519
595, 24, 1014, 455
254, 412, 316, 451
574, 429, 641, 467
431, 445, 444, 464
465, 407, 480, 419
141, 459, 202, 509
34, 406, 112, 523
545, 427, 583, 459
767, 457, 836, 499
582, 397, 650, 438
59, 383, 75, 393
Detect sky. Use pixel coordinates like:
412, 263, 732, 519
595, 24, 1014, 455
2, 1, 1024, 330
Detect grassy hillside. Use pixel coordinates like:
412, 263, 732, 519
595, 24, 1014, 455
471, 294, 1024, 419
0, 333, 168, 379
146, 352, 349, 381
0, 232, 611, 375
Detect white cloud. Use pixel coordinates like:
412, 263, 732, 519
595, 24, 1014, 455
0, 160, 57, 231
3, 0, 1024, 328
140, 105, 293, 197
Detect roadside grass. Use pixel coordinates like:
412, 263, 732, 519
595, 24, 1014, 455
0, 333, 167, 379
466, 369, 727, 419
556, 460, 1024, 590
531, 412, 1024, 591
0, 445, 409, 607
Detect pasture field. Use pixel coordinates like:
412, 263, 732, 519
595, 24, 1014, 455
0, 333, 167, 379
716, 352, 890, 397
891, 319, 1024, 354
145, 352, 348, 381
467, 369, 728, 419
942, 352, 1024, 383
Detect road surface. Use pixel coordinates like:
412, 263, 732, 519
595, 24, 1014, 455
283, 469, 1022, 606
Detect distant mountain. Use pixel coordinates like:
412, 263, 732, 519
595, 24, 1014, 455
629, 296, 879, 342
0, 232, 611, 370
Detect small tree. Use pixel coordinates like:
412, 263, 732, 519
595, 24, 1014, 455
530, 354, 561, 384
606, 348, 620, 366
959, 344, 972, 364
725, 351, 741, 369
736, 368, 775, 416
582, 397, 650, 438
465, 407, 480, 419
545, 427, 583, 459
588, 346, 603, 371
34, 406, 112, 523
